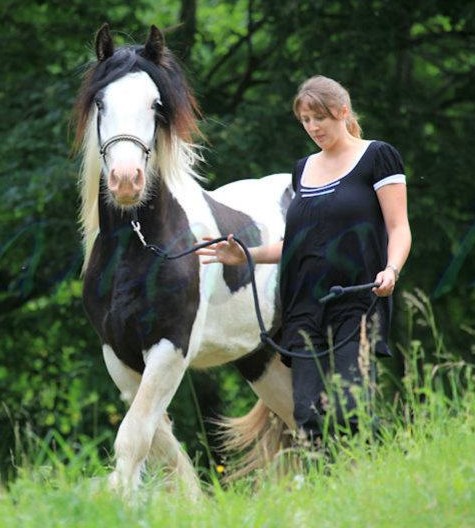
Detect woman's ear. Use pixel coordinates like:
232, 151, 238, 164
338, 104, 350, 120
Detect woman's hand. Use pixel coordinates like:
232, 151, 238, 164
196, 234, 247, 265
372, 266, 397, 297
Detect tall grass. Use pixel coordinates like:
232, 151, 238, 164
0, 290, 474, 527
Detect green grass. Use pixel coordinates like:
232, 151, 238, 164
1, 389, 473, 528
1, 291, 474, 527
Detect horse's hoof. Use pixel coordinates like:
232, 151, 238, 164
108, 471, 121, 493
108, 471, 132, 497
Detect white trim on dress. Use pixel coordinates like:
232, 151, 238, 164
373, 174, 406, 190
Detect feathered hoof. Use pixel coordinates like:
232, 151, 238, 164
108, 469, 140, 499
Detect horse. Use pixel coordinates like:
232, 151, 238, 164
74, 24, 295, 495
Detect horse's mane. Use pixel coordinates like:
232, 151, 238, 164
73, 44, 203, 269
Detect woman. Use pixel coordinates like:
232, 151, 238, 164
199, 75, 411, 440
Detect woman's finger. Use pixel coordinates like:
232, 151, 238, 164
196, 248, 216, 256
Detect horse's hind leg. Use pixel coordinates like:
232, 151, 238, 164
107, 339, 196, 494
234, 349, 295, 429
222, 350, 296, 476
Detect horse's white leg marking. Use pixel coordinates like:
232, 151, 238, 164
109, 339, 193, 494
148, 414, 201, 499
103, 344, 141, 405
249, 355, 296, 430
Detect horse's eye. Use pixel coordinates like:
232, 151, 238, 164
152, 99, 162, 112
94, 97, 104, 111
153, 99, 167, 124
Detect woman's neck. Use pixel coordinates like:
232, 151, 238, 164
320, 133, 363, 158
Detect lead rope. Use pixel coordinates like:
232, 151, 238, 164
130, 213, 380, 360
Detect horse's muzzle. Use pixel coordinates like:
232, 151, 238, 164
108, 168, 144, 206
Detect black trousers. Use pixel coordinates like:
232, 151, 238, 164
291, 314, 369, 439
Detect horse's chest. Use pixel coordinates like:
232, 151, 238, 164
83, 248, 200, 372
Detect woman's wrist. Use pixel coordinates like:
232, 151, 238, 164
385, 263, 400, 281
248, 247, 259, 263
249, 242, 282, 264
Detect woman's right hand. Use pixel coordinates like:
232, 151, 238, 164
196, 234, 247, 265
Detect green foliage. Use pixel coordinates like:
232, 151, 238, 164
0, 345, 474, 527
0, 280, 117, 480
1, 0, 475, 485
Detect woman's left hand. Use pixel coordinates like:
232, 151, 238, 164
372, 267, 397, 297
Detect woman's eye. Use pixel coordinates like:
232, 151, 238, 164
302, 115, 325, 123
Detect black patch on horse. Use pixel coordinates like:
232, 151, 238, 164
232, 341, 275, 382
203, 192, 262, 293
83, 183, 200, 373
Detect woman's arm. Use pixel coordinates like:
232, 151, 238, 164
373, 183, 412, 296
249, 239, 283, 263
197, 235, 283, 265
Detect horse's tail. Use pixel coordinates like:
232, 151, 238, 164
216, 399, 291, 480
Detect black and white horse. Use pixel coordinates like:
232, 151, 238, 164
74, 24, 295, 494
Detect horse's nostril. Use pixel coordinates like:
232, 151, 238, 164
133, 168, 144, 191
109, 169, 119, 190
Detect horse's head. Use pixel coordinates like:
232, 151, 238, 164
97, 71, 159, 206
95, 25, 167, 207
75, 24, 200, 210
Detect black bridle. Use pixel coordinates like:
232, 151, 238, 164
130, 211, 381, 360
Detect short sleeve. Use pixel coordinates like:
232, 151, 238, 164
372, 142, 406, 190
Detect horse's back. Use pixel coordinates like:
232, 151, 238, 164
210, 173, 292, 224
189, 174, 292, 369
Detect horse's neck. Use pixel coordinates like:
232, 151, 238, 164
97, 179, 193, 246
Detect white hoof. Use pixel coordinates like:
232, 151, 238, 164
108, 469, 140, 497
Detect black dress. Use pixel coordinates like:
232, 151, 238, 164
280, 140, 406, 358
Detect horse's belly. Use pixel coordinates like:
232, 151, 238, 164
189, 329, 259, 369
190, 268, 278, 369
189, 344, 251, 369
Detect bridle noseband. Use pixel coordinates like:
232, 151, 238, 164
99, 134, 152, 163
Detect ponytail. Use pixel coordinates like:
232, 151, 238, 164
346, 113, 362, 138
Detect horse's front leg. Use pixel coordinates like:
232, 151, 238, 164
147, 414, 201, 499
109, 338, 193, 494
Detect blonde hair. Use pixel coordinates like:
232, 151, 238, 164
293, 75, 362, 138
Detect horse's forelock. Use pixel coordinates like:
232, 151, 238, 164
74, 44, 200, 151
75, 41, 204, 267
74, 48, 136, 135
136, 48, 201, 143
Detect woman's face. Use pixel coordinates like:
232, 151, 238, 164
298, 101, 347, 150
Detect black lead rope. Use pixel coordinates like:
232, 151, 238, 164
226, 237, 380, 360
130, 214, 380, 360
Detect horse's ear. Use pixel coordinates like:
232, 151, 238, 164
95, 23, 114, 62
142, 25, 165, 64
